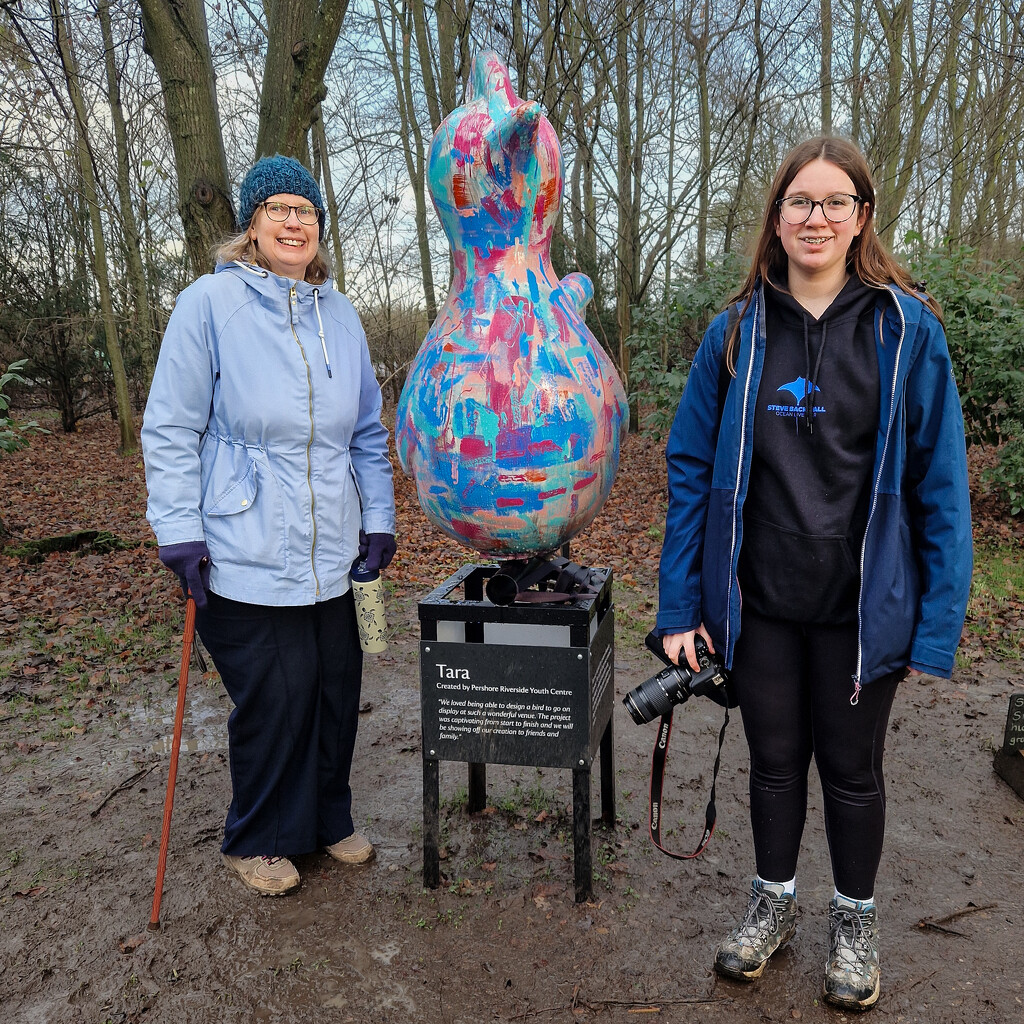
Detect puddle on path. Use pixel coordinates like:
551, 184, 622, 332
86, 686, 231, 765
134, 687, 230, 756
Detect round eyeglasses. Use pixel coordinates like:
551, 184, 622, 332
259, 200, 321, 226
776, 193, 862, 225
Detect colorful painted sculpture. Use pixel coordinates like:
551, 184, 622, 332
396, 52, 627, 558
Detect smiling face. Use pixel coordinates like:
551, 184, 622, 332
248, 193, 319, 281
774, 159, 869, 292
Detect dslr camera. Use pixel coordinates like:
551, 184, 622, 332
623, 632, 733, 725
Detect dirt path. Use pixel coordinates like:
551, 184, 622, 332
2, 593, 1022, 1024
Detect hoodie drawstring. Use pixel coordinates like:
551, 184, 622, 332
313, 288, 332, 378
801, 316, 828, 434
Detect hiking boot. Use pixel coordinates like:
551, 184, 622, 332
325, 832, 375, 864
222, 854, 300, 896
714, 879, 798, 981
823, 899, 880, 1011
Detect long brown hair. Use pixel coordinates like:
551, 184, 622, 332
214, 226, 331, 286
724, 136, 941, 372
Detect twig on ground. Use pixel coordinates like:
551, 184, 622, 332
586, 997, 726, 1008
90, 763, 157, 817
507, 991, 724, 1015
509, 1007, 567, 1020
907, 968, 943, 990
917, 902, 997, 934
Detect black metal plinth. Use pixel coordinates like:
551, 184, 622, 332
419, 563, 615, 902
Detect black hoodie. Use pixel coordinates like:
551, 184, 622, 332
737, 275, 884, 624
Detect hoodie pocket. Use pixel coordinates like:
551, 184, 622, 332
738, 516, 859, 623
202, 442, 287, 572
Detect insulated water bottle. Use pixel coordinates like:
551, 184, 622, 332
350, 562, 387, 653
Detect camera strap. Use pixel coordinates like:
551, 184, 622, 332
648, 704, 730, 859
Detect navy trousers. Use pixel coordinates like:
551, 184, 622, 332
195, 591, 364, 857
730, 607, 902, 898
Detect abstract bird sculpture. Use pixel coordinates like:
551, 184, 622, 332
396, 52, 627, 558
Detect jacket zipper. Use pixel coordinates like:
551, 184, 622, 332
289, 285, 321, 598
726, 290, 760, 659
852, 288, 907, 701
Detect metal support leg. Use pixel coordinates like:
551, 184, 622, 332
572, 766, 593, 903
467, 762, 487, 812
423, 758, 440, 889
599, 719, 615, 826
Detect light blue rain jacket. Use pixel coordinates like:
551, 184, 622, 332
142, 262, 395, 606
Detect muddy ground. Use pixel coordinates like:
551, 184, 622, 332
2, 593, 1022, 1024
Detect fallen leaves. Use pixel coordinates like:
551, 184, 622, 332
118, 933, 147, 954
2, 414, 1020, 719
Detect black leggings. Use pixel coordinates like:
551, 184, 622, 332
730, 608, 902, 899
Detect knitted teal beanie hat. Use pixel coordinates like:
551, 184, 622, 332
239, 155, 325, 239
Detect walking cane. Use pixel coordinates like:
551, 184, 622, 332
148, 593, 196, 931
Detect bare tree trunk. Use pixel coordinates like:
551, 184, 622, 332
873, 0, 944, 246
374, 0, 437, 323
512, 0, 528, 96
850, 0, 866, 144
687, 5, 712, 277
412, 0, 442, 130
139, 0, 235, 276
311, 106, 346, 291
820, 0, 832, 133
255, 0, 350, 161
614, 0, 633, 390
50, 0, 135, 453
872, 0, 909, 246
973, 2, 1020, 258
437, 0, 469, 116
724, 0, 764, 255
97, 0, 156, 390
944, 0, 976, 244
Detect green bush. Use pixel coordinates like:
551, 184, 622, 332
628, 253, 746, 438
909, 242, 1024, 449
909, 243, 1024, 515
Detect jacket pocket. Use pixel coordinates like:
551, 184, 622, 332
202, 442, 287, 572
738, 516, 859, 623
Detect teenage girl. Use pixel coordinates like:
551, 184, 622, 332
656, 137, 971, 1010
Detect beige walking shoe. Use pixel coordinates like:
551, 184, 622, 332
325, 832, 375, 864
222, 854, 300, 896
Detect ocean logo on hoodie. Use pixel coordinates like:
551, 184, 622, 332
768, 376, 825, 418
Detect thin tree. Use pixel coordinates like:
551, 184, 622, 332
49, 0, 134, 452
98, 0, 156, 385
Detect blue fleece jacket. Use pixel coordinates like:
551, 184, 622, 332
142, 263, 396, 606
657, 282, 972, 691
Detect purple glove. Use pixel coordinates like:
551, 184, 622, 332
358, 530, 396, 572
158, 541, 212, 608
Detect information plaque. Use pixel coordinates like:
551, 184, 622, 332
418, 563, 615, 901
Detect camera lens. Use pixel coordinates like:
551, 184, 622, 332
623, 663, 694, 725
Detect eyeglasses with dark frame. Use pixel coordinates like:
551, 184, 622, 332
259, 200, 321, 226
775, 193, 863, 225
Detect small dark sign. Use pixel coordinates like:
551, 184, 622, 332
994, 692, 1024, 802
1003, 692, 1024, 755
420, 610, 614, 769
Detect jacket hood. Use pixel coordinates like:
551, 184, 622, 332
766, 272, 881, 327
214, 261, 334, 305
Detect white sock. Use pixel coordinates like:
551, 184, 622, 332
834, 888, 873, 910
757, 875, 796, 898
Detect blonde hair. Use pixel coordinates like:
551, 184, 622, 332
214, 223, 331, 286
724, 136, 942, 372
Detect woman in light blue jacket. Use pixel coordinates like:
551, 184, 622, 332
142, 156, 396, 897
